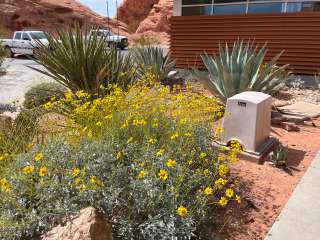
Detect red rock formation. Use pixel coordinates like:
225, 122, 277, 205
0, 0, 127, 37
118, 0, 173, 44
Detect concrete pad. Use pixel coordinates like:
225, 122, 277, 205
265, 152, 320, 240
0, 58, 52, 105
279, 101, 320, 119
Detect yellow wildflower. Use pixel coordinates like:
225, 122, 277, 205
96, 121, 102, 127
203, 169, 209, 175
0, 153, 9, 161
215, 178, 228, 189
219, 164, 229, 176
79, 184, 85, 192
116, 151, 123, 160
87, 130, 93, 138
219, 196, 228, 207
90, 176, 97, 184
226, 188, 234, 198
72, 168, 81, 177
0, 178, 11, 193
218, 155, 225, 161
204, 187, 213, 196
170, 133, 179, 140
127, 137, 134, 144
138, 170, 146, 179
139, 162, 145, 167
179, 118, 187, 125
148, 138, 157, 145
23, 165, 34, 175
166, 159, 177, 168
43, 101, 52, 110
34, 152, 43, 161
39, 166, 48, 177
158, 169, 169, 181
65, 91, 73, 101
200, 152, 207, 159
184, 132, 192, 137
235, 195, 241, 204
188, 160, 193, 165
156, 149, 165, 157
177, 206, 188, 217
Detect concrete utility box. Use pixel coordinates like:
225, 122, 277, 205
222, 91, 273, 153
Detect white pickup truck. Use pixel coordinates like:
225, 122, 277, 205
90, 29, 129, 50
1, 31, 49, 58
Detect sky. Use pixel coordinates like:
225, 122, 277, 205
78, 0, 122, 17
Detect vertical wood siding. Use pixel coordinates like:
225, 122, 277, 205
170, 12, 320, 75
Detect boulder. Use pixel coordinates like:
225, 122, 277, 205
42, 207, 112, 240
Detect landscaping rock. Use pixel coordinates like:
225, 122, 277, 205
279, 101, 320, 119
280, 122, 300, 132
42, 207, 112, 240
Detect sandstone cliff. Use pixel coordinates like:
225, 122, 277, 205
118, 0, 173, 44
0, 0, 127, 36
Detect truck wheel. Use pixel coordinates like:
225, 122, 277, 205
5, 46, 14, 58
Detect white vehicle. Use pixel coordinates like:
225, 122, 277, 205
89, 29, 129, 50
1, 30, 49, 58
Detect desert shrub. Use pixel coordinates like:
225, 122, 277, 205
192, 40, 289, 102
31, 25, 137, 96
132, 46, 176, 83
132, 35, 161, 47
0, 110, 44, 174
0, 84, 241, 239
23, 82, 66, 109
0, 43, 6, 73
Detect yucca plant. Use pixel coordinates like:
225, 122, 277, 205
30, 25, 137, 96
132, 46, 175, 82
193, 40, 289, 102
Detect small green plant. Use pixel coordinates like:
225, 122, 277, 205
23, 82, 66, 109
271, 144, 289, 167
132, 35, 161, 47
30, 25, 137, 96
132, 46, 176, 83
193, 40, 289, 102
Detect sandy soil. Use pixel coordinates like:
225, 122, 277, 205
215, 118, 320, 240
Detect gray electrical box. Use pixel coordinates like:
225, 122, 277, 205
221, 91, 273, 154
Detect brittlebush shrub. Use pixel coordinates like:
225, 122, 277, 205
0, 84, 241, 239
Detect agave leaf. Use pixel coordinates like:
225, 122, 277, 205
192, 40, 289, 102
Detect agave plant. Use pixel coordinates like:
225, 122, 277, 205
132, 46, 175, 82
193, 40, 289, 102
30, 25, 137, 96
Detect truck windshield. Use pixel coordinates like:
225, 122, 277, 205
30, 32, 47, 40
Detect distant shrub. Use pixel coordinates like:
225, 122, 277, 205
0, 43, 6, 73
132, 35, 161, 47
23, 82, 66, 109
132, 46, 175, 83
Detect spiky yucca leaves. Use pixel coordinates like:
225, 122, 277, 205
193, 41, 289, 102
132, 46, 175, 82
31, 26, 137, 96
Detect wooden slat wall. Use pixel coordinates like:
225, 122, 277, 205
170, 12, 320, 75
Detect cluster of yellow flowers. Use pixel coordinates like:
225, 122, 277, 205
21, 152, 48, 177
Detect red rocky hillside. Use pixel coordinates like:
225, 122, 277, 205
118, 0, 173, 44
0, 0, 127, 36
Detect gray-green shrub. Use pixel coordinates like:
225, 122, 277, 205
23, 82, 66, 109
